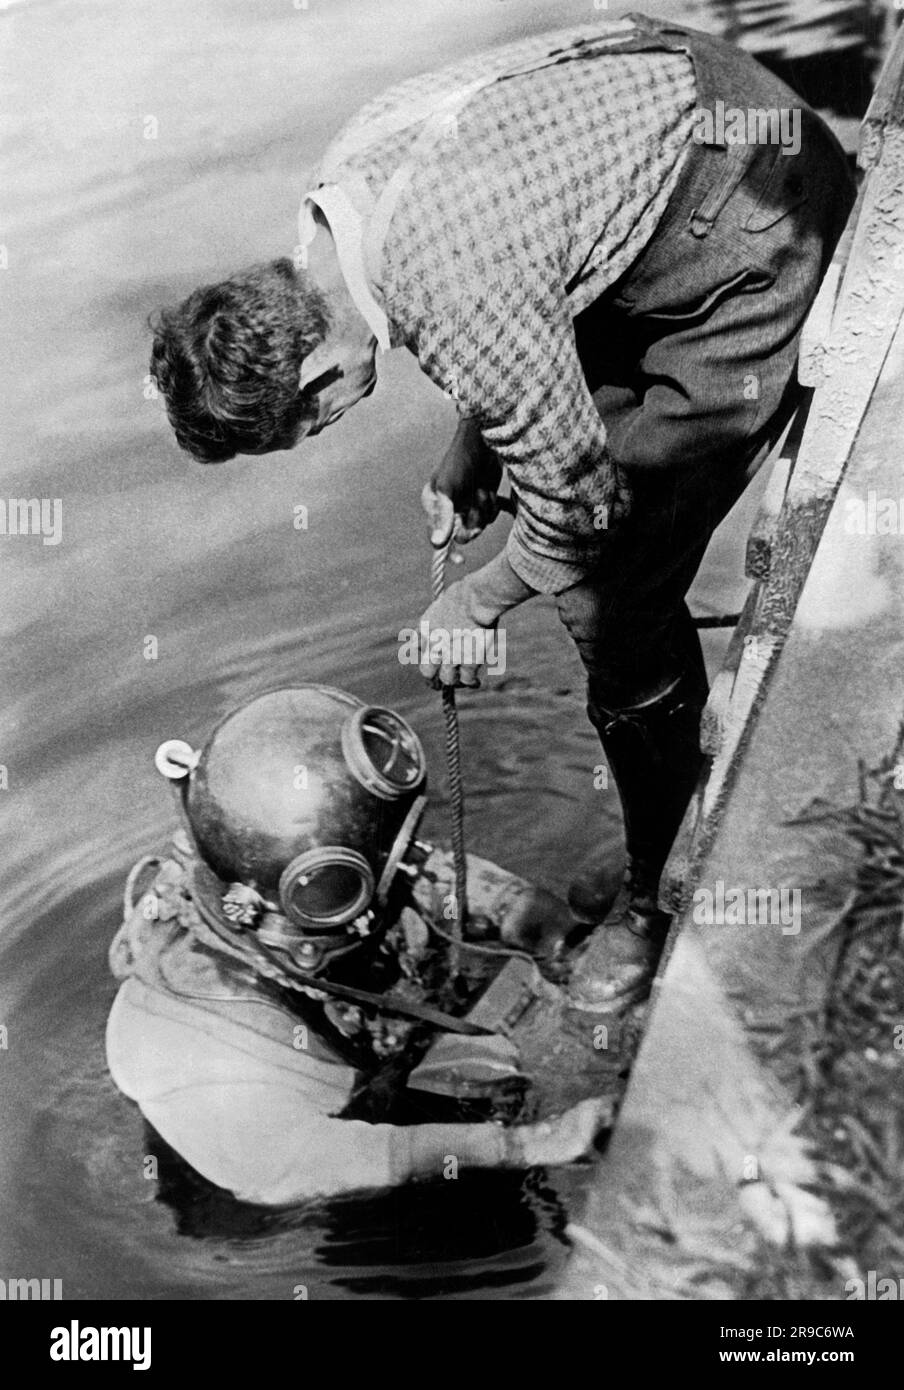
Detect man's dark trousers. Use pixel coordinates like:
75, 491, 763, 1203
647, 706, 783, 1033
559, 17, 856, 910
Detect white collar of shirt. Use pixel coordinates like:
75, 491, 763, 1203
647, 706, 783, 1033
298, 183, 391, 354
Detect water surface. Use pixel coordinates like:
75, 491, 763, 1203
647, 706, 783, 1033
1, 0, 755, 1298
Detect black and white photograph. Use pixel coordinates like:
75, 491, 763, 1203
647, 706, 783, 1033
2, 0, 904, 1339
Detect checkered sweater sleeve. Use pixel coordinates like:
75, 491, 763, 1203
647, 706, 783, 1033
411, 265, 628, 594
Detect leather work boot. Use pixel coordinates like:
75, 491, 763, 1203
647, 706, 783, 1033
568, 637, 709, 1014
568, 882, 672, 1014
567, 850, 626, 924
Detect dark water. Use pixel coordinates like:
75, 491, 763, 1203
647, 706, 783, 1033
0, 0, 755, 1298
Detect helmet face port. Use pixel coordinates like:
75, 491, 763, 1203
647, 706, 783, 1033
279, 847, 375, 929
342, 706, 426, 800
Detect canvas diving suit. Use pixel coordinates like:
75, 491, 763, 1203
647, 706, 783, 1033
107, 842, 565, 1205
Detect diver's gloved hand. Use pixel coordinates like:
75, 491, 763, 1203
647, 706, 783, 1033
514, 1096, 614, 1167
395, 1095, 613, 1183
424, 416, 502, 544
417, 549, 536, 688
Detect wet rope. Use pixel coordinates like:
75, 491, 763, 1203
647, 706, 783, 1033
431, 535, 468, 979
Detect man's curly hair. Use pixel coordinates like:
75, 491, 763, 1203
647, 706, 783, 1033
148, 259, 331, 463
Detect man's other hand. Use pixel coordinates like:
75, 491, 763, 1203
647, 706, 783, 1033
417, 581, 493, 689
427, 417, 502, 544
421, 482, 458, 549
411, 552, 535, 689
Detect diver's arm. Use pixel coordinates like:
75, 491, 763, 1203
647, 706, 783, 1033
107, 979, 610, 1202
392, 1121, 515, 1179
390, 1098, 611, 1182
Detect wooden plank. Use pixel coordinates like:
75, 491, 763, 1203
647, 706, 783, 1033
745, 452, 794, 580
664, 579, 764, 913
799, 188, 861, 388
663, 615, 780, 917
860, 19, 904, 169
798, 263, 843, 387
699, 583, 761, 756
699, 633, 779, 821
758, 131, 904, 635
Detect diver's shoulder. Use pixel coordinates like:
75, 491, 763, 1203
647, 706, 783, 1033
105, 971, 357, 1115
104, 976, 184, 1102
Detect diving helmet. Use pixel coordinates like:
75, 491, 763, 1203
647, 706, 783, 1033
155, 686, 427, 974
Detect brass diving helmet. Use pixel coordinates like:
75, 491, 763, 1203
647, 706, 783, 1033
154, 685, 427, 974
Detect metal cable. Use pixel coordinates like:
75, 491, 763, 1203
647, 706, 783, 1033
431, 536, 468, 978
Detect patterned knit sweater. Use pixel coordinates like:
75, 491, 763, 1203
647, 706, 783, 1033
313, 19, 698, 592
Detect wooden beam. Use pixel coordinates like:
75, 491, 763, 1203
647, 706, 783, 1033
860, 17, 904, 169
